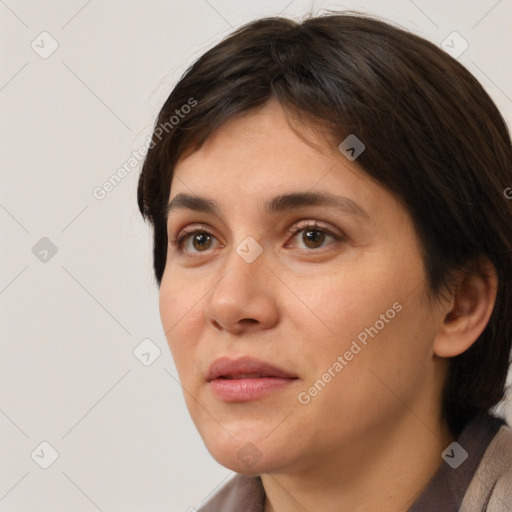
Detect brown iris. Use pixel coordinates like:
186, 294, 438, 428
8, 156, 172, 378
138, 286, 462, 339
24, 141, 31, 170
192, 233, 213, 251
302, 230, 326, 249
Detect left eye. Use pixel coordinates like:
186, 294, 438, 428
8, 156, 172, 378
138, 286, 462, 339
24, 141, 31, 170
287, 221, 341, 250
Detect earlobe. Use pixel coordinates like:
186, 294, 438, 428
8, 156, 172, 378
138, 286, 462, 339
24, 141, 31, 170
433, 257, 498, 358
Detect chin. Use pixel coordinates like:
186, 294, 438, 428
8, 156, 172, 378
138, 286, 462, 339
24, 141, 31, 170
200, 431, 285, 475
209, 450, 277, 476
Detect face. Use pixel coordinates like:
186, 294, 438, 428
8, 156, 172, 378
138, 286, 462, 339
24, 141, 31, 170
159, 99, 448, 476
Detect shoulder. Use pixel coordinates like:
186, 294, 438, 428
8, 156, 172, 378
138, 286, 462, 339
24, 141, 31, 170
196, 474, 265, 512
461, 421, 512, 511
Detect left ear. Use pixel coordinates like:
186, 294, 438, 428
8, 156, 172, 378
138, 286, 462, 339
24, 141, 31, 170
434, 256, 498, 358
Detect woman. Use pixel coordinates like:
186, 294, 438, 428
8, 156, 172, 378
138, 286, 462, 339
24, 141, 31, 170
137, 12, 512, 511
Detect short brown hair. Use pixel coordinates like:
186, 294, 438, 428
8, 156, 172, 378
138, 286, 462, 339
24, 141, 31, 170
137, 12, 512, 436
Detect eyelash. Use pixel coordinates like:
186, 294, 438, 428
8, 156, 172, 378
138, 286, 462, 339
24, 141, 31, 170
171, 220, 344, 255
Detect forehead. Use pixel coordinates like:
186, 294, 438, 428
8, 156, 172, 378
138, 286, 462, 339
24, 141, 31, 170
170, 100, 378, 208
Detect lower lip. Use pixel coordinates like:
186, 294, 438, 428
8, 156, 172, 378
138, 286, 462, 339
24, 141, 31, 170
209, 377, 297, 402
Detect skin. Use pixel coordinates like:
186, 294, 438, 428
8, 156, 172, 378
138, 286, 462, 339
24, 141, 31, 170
159, 99, 497, 512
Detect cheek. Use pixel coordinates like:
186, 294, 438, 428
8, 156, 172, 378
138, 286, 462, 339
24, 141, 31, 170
159, 272, 205, 378
158, 276, 181, 342
159, 263, 206, 333
295, 300, 433, 438
297, 251, 429, 380
299, 259, 402, 343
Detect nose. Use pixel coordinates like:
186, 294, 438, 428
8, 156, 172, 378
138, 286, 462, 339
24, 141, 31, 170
204, 242, 279, 334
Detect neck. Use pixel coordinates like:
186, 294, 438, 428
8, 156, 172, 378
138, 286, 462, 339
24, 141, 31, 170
261, 413, 454, 512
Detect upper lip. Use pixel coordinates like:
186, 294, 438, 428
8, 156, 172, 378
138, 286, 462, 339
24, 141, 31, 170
207, 356, 298, 381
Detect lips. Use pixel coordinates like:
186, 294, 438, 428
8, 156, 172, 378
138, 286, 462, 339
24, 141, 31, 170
207, 356, 297, 381
207, 356, 298, 402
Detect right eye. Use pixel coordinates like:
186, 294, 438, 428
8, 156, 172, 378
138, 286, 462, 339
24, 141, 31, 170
171, 227, 221, 254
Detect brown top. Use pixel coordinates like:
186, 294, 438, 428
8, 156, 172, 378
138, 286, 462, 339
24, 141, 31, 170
197, 414, 512, 511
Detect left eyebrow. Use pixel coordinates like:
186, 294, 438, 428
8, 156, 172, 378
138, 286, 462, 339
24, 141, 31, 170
166, 191, 371, 220
263, 191, 370, 219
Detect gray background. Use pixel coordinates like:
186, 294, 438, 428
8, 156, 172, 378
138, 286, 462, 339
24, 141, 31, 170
1, 0, 511, 510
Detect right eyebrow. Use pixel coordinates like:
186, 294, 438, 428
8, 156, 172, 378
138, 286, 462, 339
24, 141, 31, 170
167, 193, 220, 217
